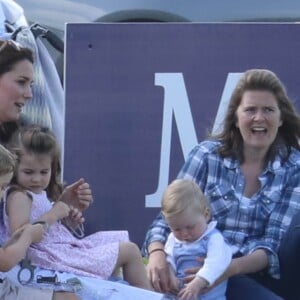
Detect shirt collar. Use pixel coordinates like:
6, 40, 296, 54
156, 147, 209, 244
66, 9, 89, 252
223, 152, 283, 173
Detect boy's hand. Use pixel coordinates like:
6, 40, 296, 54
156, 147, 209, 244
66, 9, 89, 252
178, 276, 208, 300
183, 256, 205, 284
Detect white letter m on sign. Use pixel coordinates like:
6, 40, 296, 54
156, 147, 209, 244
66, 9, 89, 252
145, 72, 242, 207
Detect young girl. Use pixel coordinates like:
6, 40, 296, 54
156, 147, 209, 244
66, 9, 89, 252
2, 125, 151, 291
0, 143, 79, 299
161, 179, 232, 300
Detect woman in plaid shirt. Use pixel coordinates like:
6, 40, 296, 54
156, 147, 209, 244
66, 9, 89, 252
143, 69, 300, 300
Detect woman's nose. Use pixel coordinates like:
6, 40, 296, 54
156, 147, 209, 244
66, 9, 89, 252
253, 109, 265, 120
24, 85, 33, 100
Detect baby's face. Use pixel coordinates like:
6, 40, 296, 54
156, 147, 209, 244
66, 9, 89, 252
166, 208, 209, 243
0, 171, 13, 199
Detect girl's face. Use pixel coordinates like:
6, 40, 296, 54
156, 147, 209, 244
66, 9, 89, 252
0, 60, 33, 123
16, 151, 52, 194
166, 207, 210, 243
235, 90, 282, 154
0, 171, 13, 199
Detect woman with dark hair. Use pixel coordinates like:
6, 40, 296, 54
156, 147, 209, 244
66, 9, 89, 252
143, 69, 300, 300
0, 39, 92, 299
0, 40, 34, 144
0, 39, 160, 300
0, 39, 92, 224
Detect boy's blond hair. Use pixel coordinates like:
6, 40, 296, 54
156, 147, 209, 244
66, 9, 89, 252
161, 179, 210, 218
0, 144, 15, 176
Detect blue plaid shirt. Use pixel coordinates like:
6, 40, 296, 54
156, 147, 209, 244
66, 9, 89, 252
142, 140, 300, 279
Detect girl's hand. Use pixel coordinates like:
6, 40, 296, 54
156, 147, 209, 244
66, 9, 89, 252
68, 206, 85, 224
25, 223, 45, 243
3, 223, 44, 247
51, 201, 71, 221
5, 223, 44, 247
59, 178, 93, 212
61, 206, 85, 238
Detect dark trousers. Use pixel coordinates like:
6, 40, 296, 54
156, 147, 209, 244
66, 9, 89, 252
226, 210, 300, 300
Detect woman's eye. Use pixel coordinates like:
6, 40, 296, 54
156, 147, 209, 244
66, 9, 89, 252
265, 107, 273, 112
17, 80, 26, 86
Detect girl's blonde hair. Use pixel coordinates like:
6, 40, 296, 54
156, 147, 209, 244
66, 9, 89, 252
0, 144, 15, 176
161, 179, 210, 218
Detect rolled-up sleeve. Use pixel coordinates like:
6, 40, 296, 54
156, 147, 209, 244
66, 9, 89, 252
241, 168, 300, 278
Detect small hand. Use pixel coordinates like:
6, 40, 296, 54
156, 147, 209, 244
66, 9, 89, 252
178, 277, 207, 300
5, 223, 44, 247
26, 223, 45, 243
59, 178, 93, 212
51, 201, 71, 221
183, 256, 205, 284
68, 205, 85, 225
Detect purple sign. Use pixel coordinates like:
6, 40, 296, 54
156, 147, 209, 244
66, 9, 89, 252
64, 23, 300, 246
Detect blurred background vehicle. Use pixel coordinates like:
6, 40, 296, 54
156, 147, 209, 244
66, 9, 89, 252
16, 0, 300, 81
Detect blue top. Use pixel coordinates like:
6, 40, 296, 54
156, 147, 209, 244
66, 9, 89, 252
143, 140, 300, 278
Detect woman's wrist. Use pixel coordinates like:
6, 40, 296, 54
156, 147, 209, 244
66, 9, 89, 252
148, 248, 166, 257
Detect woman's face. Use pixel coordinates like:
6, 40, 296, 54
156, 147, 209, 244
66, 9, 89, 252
235, 90, 282, 153
0, 59, 34, 123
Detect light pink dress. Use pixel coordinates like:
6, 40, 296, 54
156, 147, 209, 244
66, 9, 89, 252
2, 190, 129, 279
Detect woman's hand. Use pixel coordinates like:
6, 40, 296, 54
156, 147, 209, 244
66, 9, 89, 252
147, 249, 171, 293
169, 267, 180, 295
59, 178, 93, 212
